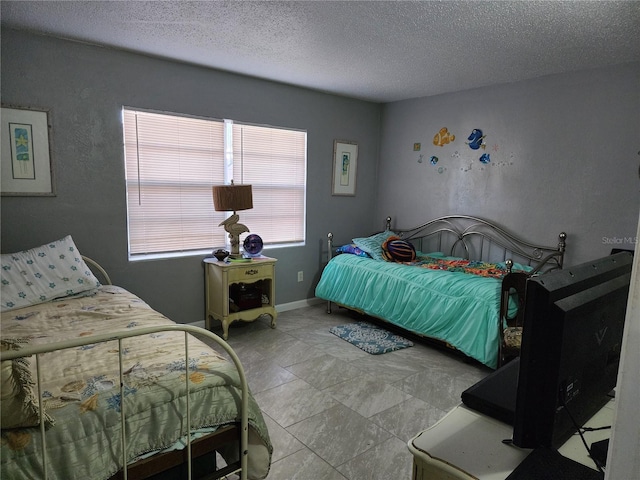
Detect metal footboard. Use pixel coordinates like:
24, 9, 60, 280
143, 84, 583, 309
1, 325, 250, 480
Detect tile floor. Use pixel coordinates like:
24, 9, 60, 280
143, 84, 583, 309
204, 303, 491, 480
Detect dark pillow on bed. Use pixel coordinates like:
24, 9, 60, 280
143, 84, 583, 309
336, 244, 371, 258
382, 237, 416, 262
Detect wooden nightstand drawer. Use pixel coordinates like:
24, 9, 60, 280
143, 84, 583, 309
227, 263, 273, 283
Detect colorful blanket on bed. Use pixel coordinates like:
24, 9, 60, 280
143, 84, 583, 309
410, 256, 515, 279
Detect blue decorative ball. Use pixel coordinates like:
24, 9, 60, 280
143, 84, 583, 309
243, 234, 264, 257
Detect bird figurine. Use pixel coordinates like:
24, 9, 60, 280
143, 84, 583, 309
219, 214, 250, 256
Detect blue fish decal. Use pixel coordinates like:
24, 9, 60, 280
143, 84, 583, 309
467, 129, 486, 150
479, 153, 491, 164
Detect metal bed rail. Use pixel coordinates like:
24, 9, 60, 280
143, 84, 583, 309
1, 324, 250, 480
82, 255, 112, 285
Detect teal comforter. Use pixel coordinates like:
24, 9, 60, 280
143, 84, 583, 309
316, 254, 516, 369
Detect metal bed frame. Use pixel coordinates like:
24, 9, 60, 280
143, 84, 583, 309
1, 257, 252, 480
323, 215, 567, 367
325, 214, 566, 287
389, 215, 566, 274
326, 215, 566, 294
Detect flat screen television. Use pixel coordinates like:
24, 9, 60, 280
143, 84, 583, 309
512, 251, 632, 449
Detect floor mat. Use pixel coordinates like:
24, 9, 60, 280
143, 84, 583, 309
329, 321, 413, 354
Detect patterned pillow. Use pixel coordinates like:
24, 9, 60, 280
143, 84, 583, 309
336, 244, 371, 258
1, 235, 101, 312
352, 230, 398, 261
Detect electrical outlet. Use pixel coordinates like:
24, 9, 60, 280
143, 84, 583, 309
297, 271, 304, 282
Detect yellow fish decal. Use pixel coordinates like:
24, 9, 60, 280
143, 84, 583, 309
433, 127, 455, 147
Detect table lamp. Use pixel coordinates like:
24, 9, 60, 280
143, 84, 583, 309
212, 181, 253, 258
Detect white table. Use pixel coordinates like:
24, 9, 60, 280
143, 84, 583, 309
408, 400, 613, 480
203, 256, 277, 339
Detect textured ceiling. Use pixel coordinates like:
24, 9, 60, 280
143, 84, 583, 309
2, 1, 639, 102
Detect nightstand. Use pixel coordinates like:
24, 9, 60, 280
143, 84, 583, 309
203, 256, 277, 339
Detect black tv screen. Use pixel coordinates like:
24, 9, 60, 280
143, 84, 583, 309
512, 252, 632, 449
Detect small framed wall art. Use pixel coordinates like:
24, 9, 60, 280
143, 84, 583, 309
332, 140, 358, 196
1, 106, 55, 196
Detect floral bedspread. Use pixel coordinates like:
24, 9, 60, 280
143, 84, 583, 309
410, 255, 522, 279
0, 286, 271, 480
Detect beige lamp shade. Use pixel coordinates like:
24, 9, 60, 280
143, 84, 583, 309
212, 184, 253, 212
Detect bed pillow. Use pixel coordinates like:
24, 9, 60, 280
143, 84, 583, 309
1, 235, 101, 312
382, 237, 416, 262
336, 244, 371, 258
1, 340, 55, 429
352, 230, 398, 261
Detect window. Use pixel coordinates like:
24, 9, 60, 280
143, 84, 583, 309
123, 108, 306, 259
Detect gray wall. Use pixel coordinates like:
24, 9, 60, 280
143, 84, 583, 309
3, 27, 639, 326
0, 29, 382, 323
2, 27, 639, 480
376, 65, 640, 479
377, 63, 640, 267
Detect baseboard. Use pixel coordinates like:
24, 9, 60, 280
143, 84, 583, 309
277, 297, 324, 312
188, 297, 325, 327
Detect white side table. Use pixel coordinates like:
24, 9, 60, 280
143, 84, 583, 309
204, 256, 277, 339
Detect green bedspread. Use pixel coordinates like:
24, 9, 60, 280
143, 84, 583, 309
1, 286, 272, 480
315, 254, 522, 369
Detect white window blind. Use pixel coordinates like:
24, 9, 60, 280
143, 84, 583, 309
123, 108, 306, 258
232, 123, 306, 246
